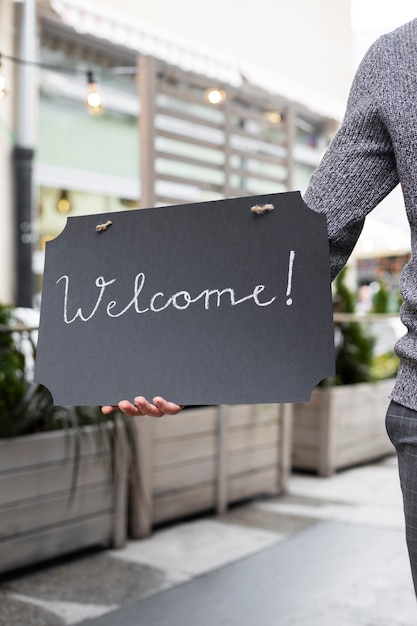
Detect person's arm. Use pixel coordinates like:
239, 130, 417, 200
102, 396, 184, 417
304, 33, 399, 280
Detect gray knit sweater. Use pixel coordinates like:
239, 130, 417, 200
304, 18, 417, 411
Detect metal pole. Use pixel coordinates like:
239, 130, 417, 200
14, 0, 36, 306
284, 103, 295, 191
216, 404, 228, 514
13, 145, 35, 307
138, 55, 156, 208
278, 403, 293, 494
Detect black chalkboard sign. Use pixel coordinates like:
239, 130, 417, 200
34, 192, 335, 406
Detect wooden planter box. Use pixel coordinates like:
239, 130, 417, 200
0, 419, 128, 575
292, 379, 396, 476
129, 403, 293, 538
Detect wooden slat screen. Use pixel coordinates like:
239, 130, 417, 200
138, 56, 295, 207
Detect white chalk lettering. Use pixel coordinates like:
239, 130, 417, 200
106, 272, 149, 317
150, 292, 170, 312
286, 250, 296, 306
192, 288, 235, 309
57, 272, 278, 324
171, 291, 193, 310
58, 275, 116, 324
235, 284, 276, 307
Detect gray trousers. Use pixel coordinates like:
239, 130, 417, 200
386, 400, 417, 595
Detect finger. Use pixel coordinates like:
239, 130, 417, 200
118, 400, 145, 417
106, 397, 184, 418
133, 396, 164, 417
101, 405, 118, 415
153, 397, 184, 415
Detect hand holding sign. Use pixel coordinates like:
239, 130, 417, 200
101, 396, 183, 417
34, 192, 335, 406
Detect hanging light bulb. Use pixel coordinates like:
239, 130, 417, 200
204, 87, 226, 105
0, 54, 8, 99
56, 189, 71, 214
265, 111, 282, 124
85, 70, 103, 116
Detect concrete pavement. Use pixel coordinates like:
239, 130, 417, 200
0, 455, 415, 625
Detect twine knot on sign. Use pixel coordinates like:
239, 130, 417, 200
250, 203, 274, 215
96, 220, 113, 232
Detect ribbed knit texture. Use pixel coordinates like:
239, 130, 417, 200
304, 19, 417, 410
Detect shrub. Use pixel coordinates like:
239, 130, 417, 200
322, 268, 377, 386
0, 304, 104, 437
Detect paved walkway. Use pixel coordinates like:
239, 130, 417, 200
0, 456, 415, 625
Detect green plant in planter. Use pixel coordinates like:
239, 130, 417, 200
0, 306, 132, 572
0, 311, 104, 438
372, 279, 390, 314
0, 304, 120, 440
322, 268, 377, 386
370, 278, 400, 380
0, 303, 139, 508
13, 383, 108, 435
0, 304, 27, 437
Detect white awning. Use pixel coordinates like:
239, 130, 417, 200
47, 0, 345, 121
50, 0, 243, 87
352, 187, 410, 259
353, 217, 410, 259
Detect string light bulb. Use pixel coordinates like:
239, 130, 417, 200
0, 54, 8, 99
204, 87, 226, 105
265, 111, 282, 124
56, 189, 71, 214
85, 70, 103, 115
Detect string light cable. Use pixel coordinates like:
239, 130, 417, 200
85, 70, 103, 115
0, 52, 235, 115
0, 51, 116, 115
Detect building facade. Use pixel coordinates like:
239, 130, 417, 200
0, 0, 352, 306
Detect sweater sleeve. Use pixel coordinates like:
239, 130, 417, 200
304, 35, 399, 280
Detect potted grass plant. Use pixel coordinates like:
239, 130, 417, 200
0, 304, 129, 575
291, 268, 398, 476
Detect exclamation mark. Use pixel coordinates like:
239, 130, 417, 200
286, 250, 295, 305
